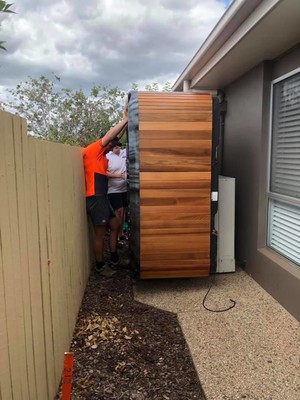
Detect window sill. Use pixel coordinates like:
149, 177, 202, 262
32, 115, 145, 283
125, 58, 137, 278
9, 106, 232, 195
258, 247, 300, 280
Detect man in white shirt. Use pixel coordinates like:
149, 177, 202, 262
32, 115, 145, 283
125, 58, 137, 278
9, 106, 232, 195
106, 138, 128, 246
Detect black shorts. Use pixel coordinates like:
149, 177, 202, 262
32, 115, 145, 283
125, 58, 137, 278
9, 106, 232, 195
108, 192, 128, 210
86, 196, 115, 226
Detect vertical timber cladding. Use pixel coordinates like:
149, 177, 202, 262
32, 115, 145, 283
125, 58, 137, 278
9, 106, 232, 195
130, 91, 213, 279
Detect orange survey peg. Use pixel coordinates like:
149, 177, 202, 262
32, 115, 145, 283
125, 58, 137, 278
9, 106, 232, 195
61, 352, 74, 400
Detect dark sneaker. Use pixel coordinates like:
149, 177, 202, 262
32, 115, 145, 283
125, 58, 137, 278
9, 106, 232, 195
111, 257, 130, 270
95, 263, 117, 277
110, 258, 121, 270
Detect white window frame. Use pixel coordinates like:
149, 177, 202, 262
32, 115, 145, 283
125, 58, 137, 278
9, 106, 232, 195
267, 67, 300, 265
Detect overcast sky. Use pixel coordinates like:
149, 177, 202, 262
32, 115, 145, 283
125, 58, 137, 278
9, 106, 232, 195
0, 0, 232, 101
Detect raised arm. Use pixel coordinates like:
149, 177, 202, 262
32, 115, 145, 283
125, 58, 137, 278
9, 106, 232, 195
101, 117, 128, 147
101, 100, 128, 147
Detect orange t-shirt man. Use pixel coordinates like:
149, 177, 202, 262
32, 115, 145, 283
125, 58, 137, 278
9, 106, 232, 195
82, 139, 111, 197
81, 110, 128, 276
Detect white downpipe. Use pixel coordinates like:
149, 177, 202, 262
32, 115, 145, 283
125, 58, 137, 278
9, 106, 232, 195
183, 80, 191, 92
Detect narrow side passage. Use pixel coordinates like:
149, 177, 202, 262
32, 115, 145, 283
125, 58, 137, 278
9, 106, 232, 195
56, 243, 206, 399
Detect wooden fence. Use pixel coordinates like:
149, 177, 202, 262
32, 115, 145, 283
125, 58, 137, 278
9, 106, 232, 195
0, 110, 91, 399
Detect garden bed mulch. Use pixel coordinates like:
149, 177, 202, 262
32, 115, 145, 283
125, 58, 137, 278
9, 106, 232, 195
56, 249, 206, 399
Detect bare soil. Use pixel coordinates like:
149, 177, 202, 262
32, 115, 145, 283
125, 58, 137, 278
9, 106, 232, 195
56, 244, 206, 400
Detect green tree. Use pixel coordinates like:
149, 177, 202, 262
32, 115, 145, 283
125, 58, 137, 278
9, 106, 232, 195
0, 1, 15, 51
132, 81, 172, 92
7, 75, 126, 146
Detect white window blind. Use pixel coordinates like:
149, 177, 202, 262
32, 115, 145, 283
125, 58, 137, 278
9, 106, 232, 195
268, 200, 300, 265
268, 71, 300, 267
270, 73, 300, 198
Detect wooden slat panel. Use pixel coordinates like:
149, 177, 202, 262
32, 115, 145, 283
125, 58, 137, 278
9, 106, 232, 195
141, 260, 210, 269
140, 180, 211, 190
140, 159, 210, 172
141, 251, 209, 261
140, 269, 209, 279
140, 171, 211, 180
140, 139, 211, 149
139, 138, 211, 172
141, 234, 209, 252
141, 205, 210, 216
137, 92, 212, 279
141, 189, 210, 198
141, 214, 210, 229
141, 227, 209, 235
0, 112, 15, 400
139, 112, 212, 122
35, 139, 56, 398
139, 130, 211, 140
13, 116, 39, 400
140, 257, 210, 279
1, 112, 30, 399
140, 121, 211, 131
28, 139, 49, 399
46, 142, 69, 386
141, 194, 210, 207
139, 104, 211, 112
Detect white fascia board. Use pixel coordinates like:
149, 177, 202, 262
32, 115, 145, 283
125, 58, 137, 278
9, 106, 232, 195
190, 0, 282, 89
173, 0, 283, 91
173, 0, 264, 91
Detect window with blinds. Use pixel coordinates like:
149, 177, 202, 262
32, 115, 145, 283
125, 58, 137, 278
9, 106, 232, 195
268, 70, 300, 266
268, 199, 300, 265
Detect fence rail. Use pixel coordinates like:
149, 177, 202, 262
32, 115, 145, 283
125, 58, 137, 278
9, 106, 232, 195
0, 110, 90, 399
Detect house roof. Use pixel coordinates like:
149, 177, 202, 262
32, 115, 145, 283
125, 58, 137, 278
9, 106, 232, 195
173, 0, 300, 91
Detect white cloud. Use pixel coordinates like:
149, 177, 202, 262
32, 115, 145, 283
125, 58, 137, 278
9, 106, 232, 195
0, 0, 229, 101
